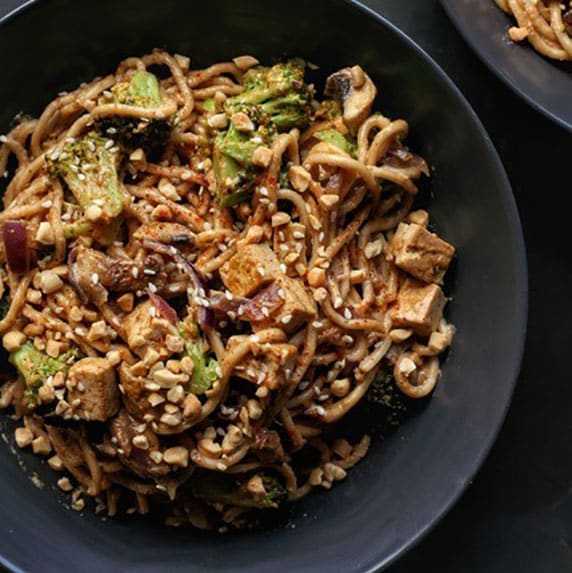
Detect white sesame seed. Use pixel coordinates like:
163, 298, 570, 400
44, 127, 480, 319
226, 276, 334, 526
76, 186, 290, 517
41, 200, 53, 209
281, 314, 292, 324
344, 308, 352, 320
257, 371, 266, 385
144, 269, 156, 275
333, 297, 343, 309
316, 406, 326, 416
258, 266, 266, 277
261, 306, 270, 317
312, 321, 323, 329
91, 273, 99, 285
280, 263, 287, 274
293, 231, 305, 239
259, 186, 269, 197
148, 283, 157, 294
131, 267, 139, 278
224, 291, 233, 300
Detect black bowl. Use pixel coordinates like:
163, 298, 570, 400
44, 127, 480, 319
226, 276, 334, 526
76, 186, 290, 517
441, 0, 572, 133
0, 0, 527, 571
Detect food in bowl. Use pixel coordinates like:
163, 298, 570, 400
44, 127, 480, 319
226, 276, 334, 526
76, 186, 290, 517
493, 0, 572, 61
0, 50, 455, 529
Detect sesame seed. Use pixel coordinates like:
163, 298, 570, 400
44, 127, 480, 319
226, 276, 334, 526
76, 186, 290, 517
41, 200, 53, 209
259, 186, 269, 196
280, 263, 287, 273
258, 267, 266, 277
316, 406, 326, 416
343, 308, 352, 320
299, 380, 310, 390
333, 297, 343, 309
144, 268, 156, 275
91, 273, 99, 285
104, 139, 114, 149
131, 267, 139, 278
312, 321, 323, 329
293, 231, 305, 239
261, 307, 270, 317
224, 291, 233, 300
106, 127, 117, 135
256, 371, 266, 385
148, 283, 157, 294
281, 314, 292, 324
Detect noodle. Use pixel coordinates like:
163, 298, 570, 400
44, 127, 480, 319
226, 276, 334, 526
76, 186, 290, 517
0, 50, 455, 529
494, 0, 572, 61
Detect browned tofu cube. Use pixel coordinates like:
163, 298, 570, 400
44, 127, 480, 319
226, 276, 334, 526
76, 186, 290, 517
390, 222, 455, 284
390, 278, 446, 336
253, 275, 317, 334
220, 244, 281, 297
123, 299, 176, 359
226, 335, 297, 390
67, 357, 120, 421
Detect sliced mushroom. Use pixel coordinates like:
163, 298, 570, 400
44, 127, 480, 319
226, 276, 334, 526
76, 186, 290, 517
325, 65, 377, 134
109, 409, 170, 478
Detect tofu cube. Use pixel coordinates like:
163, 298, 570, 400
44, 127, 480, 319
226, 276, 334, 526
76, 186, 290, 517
220, 244, 281, 297
253, 275, 317, 334
67, 357, 120, 421
390, 278, 446, 336
123, 299, 175, 359
390, 222, 455, 284
226, 335, 297, 390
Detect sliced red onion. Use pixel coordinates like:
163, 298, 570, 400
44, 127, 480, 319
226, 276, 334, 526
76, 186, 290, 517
142, 239, 205, 294
3, 220, 30, 274
242, 281, 285, 321
197, 306, 215, 329
208, 282, 284, 322
149, 293, 178, 324
143, 239, 214, 328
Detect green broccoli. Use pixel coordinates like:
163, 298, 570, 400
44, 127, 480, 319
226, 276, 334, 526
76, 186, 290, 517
224, 61, 312, 131
213, 125, 263, 207
47, 132, 123, 223
260, 474, 287, 508
10, 342, 79, 405
313, 129, 356, 156
186, 340, 220, 394
213, 61, 312, 205
96, 70, 172, 157
367, 367, 407, 428
192, 471, 286, 509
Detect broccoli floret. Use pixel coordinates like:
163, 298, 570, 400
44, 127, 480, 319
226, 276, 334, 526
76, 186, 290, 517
47, 132, 123, 223
9, 342, 79, 405
368, 368, 407, 427
192, 471, 286, 509
225, 61, 312, 132
260, 475, 287, 508
213, 125, 263, 207
314, 129, 357, 156
186, 339, 220, 394
96, 70, 172, 157
213, 61, 312, 205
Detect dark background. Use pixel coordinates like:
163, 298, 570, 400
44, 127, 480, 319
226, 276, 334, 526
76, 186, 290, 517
0, 0, 570, 571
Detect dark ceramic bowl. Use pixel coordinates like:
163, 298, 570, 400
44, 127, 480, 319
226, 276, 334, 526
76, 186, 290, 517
441, 0, 572, 132
0, 1, 527, 571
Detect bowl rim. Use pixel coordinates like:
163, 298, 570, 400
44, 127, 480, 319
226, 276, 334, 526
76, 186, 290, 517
0, 0, 528, 571
440, 0, 572, 133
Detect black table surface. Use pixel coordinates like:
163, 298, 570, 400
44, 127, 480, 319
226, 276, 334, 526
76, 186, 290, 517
0, 0, 570, 572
